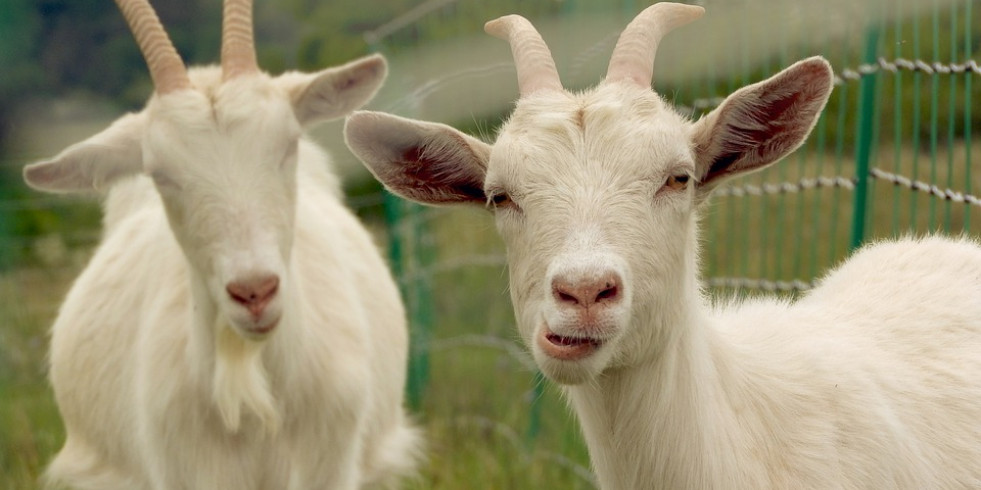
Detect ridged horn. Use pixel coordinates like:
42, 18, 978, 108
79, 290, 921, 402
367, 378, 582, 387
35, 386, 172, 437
485, 15, 563, 96
114, 0, 190, 94
222, 0, 259, 80
606, 2, 704, 88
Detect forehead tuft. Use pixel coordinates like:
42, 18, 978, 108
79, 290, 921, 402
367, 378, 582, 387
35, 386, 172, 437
505, 85, 686, 137
149, 66, 297, 135
495, 84, 693, 173
215, 77, 296, 134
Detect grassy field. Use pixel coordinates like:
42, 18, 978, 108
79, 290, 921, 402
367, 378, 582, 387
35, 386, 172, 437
1, 266, 74, 488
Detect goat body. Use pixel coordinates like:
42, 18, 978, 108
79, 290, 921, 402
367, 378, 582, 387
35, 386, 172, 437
48, 130, 418, 489
567, 236, 981, 488
343, 3, 981, 488
26, 2, 420, 486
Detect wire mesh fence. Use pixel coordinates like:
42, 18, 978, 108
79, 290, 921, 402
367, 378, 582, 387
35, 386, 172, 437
0, 0, 978, 488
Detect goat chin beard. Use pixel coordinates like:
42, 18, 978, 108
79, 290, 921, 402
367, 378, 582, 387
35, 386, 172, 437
213, 323, 281, 437
534, 345, 605, 386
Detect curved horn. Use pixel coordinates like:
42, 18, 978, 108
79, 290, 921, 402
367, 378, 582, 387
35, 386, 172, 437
222, 0, 259, 80
606, 2, 704, 88
485, 15, 562, 96
114, 0, 190, 94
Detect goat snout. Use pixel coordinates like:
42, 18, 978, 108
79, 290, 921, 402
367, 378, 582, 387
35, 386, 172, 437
552, 272, 622, 310
226, 275, 280, 318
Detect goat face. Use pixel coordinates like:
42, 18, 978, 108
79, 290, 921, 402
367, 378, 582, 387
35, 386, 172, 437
24, 0, 386, 341
483, 84, 698, 383
345, 55, 832, 384
25, 57, 387, 340
345, 4, 833, 384
144, 70, 299, 338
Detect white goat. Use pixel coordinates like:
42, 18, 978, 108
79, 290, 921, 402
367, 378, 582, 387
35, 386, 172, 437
24, 1, 420, 488
344, 3, 981, 489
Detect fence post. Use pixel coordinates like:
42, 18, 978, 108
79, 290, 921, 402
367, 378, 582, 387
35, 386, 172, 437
383, 191, 431, 411
370, 31, 433, 412
409, 203, 434, 411
849, 27, 881, 252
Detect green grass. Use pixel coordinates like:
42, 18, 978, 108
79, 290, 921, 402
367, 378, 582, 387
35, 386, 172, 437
0, 267, 72, 489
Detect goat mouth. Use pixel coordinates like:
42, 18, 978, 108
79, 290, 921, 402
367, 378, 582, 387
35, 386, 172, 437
537, 325, 602, 361
239, 316, 280, 339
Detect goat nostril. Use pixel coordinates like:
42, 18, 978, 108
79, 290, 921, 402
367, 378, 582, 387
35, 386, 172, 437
555, 289, 579, 305
227, 286, 248, 305
552, 279, 583, 306
226, 275, 280, 308
256, 277, 279, 302
595, 284, 618, 303
552, 274, 623, 309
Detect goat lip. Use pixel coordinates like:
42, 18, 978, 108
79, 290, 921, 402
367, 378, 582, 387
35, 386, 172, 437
537, 325, 602, 361
242, 317, 280, 337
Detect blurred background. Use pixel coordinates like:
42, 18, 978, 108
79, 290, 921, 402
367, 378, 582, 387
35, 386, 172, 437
1, 0, 978, 488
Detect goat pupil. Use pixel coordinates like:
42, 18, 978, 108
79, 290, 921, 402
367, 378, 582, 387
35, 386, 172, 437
666, 175, 689, 190
493, 193, 511, 206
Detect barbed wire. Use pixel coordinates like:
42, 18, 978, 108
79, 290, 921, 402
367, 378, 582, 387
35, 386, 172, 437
428, 334, 537, 372
706, 276, 815, 292
383, 62, 516, 116
683, 57, 979, 113
713, 176, 856, 198
869, 167, 981, 207
836, 57, 981, 84
362, 0, 459, 46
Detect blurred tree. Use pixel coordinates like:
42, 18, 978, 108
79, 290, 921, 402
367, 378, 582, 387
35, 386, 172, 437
0, 0, 43, 146
33, 0, 221, 108
0, 0, 42, 269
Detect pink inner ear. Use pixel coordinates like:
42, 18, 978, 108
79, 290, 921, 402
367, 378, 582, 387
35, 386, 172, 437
397, 146, 486, 204
24, 161, 64, 189
704, 91, 806, 181
698, 59, 833, 185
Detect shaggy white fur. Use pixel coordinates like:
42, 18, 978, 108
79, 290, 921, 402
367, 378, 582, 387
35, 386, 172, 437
26, 53, 420, 490
343, 3, 981, 488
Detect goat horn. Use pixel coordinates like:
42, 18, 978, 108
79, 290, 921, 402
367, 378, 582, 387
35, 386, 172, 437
222, 0, 259, 80
485, 15, 562, 96
114, 0, 190, 94
606, 2, 704, 88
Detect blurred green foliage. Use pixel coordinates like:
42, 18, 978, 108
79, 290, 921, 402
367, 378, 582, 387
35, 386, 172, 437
0, 0, 568, 270
0, 0, 977, 271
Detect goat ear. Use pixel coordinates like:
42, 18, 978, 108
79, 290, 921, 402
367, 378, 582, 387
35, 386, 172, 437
690, 56, 834, 194
344, 111, 491, 205
23, 112, 145, 193
282, 54, 387, 127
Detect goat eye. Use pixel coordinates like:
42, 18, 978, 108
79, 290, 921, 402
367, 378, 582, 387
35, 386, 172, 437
488, 192, 517, 211
492, 193, 512, 206
664, 174, 690, 191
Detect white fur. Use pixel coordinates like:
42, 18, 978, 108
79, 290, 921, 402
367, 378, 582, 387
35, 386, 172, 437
344, 53, 981, 489
28, 62, 421, 489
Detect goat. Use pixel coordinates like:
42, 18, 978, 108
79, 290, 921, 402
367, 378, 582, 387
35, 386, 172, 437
24, 0, 421, 488
344, 3, 981, 489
